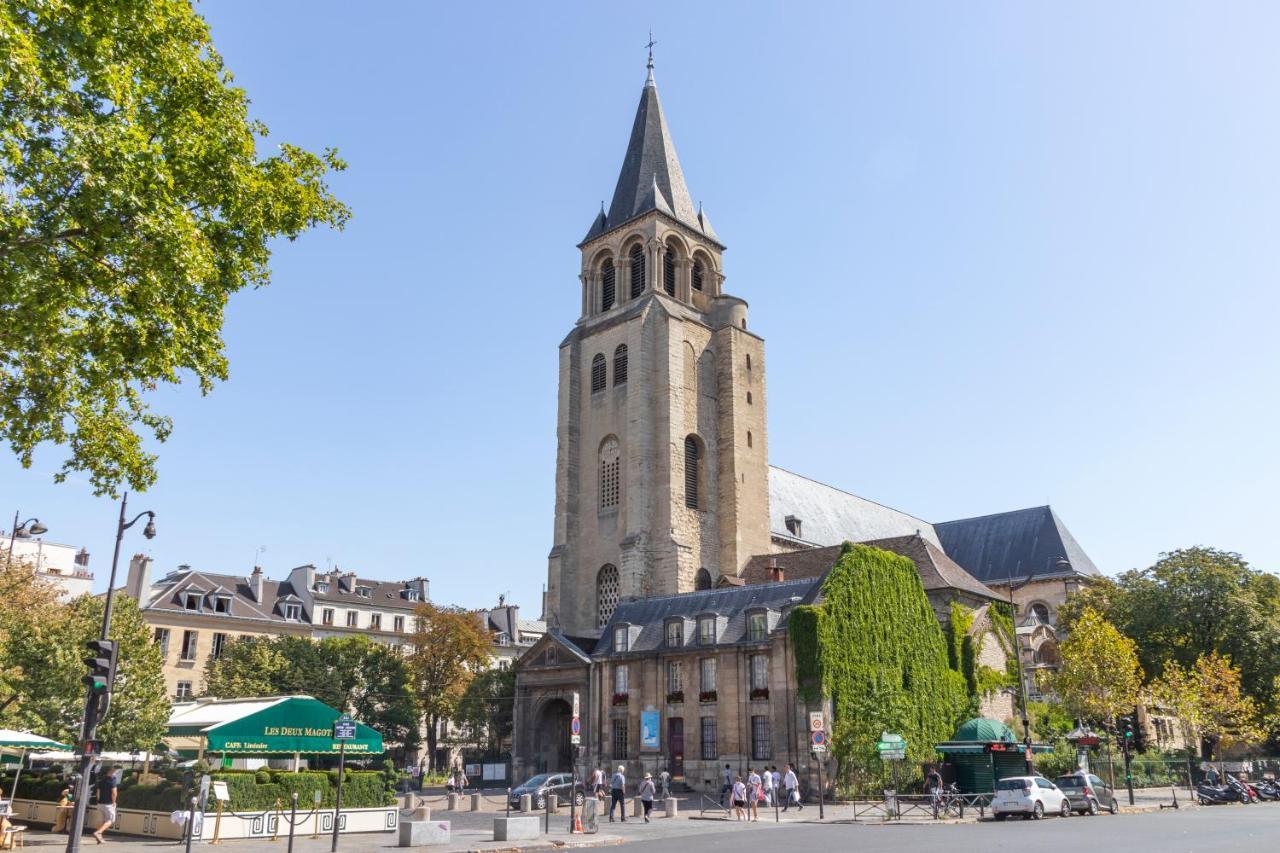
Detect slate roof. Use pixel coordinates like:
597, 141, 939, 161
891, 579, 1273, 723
595, 578, 821, 656
140, 570, 301, 623
768, 466, 941, 548
740, 535, 999, 602
310, 571, 426, 611
582, 66, 720, 245
934, 505, 1100, 584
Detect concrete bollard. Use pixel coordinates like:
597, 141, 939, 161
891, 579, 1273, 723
398, 820, 450, 847
447, 792, 459, 810
663, 797, 678, 818
547, 794, 558, 813
632, 798, 642, 818
493, 816, 540, 841
411, 806, 431, 821
470, 792, 481, 812
519, 793, 532, 813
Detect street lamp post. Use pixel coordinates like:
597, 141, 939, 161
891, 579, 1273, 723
65, 492, 155, 853
5, 511, 49, 569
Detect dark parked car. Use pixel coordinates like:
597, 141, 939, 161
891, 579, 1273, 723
1055, 772, 1119, 815
509, 773, 586, 810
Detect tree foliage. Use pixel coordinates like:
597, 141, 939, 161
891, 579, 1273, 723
454, 667, 516, 755
1047, 606, 1143, 726
203, 635, 418, 748
1150, 652, 1262, 757
407, 604, 490, 771
0, 0, 349, 494
3, 591, 167, 749
790, 543, 968, 791
1060, 548, 1280, 727
0, 557, 63, 723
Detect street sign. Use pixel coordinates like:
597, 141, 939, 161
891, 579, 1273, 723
573, 692, 580, 718
878, 732, 904, 744
809, 712, 825, 732
333, 714, 356, 740
811, 730, 827, 752
880, 750, 906, 761
570, 716, 581, 745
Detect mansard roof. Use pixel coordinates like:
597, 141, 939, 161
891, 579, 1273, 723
768, 466, 941, 549
935, 505, 1101, 584
582, 66, 721, 247
595, 578, 820, 655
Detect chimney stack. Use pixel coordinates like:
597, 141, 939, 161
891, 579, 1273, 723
767, 557, 785, 583
251, 565, 264, 603
125, 554, 152, 600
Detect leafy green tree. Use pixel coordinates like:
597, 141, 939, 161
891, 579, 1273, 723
1151, 652, 1262, 758
408, 604, 491, 771
0, 557, 63, 723
1048, 607, 1144, 727
0, 0, 349, 495
202, 636, 288, 698
4, 593, 166, 749
455, 667, 516, 755
1060, 548, 1280, 728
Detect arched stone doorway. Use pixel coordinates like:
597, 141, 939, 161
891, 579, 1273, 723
533, 698, 573, 774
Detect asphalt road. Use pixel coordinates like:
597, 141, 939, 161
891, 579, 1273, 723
622, 806, 1277, 852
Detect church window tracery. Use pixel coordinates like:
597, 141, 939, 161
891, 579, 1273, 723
591, 353, 607, 393
599, 437, 620, 511
597, 563, 620, 628
629, 244, 645, 298
692, 259, 704, 292
613, 344, 628, 386
663, 247, 676, 296
601, 259, 616, 310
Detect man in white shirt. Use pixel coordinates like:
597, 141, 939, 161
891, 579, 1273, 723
592, 765, 605, 799
782, 763, 802, 812
761, 763, 774, 806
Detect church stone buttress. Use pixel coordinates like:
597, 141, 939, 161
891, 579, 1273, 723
546, 61, 772, 637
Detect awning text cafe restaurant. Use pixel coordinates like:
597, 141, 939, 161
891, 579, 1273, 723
166, 696, 383, 769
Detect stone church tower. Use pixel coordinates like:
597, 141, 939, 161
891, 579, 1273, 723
546, 59, 772, 637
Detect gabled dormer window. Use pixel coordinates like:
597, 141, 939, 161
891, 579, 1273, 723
213, 595, 232, 614
315, 582, 329, 593
356, 586, 371, 598
284, 603, 302, 621
747, 610, 768, 642
613, 625, 629, 653
698, 615, 716, 645
183, 592, 201, 611
665, 619, 683, 648
496, 632, 511, 646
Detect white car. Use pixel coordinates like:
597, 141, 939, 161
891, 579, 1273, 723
992, 775, 1072, 820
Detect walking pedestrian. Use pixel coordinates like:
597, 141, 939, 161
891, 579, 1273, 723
761, 762, 774, 807
592, 764, 606, 800
747, 767, 761, 821
608, 765, 627, 822
659, 769, 671, 800
782, 763, 802, 812
639, 772, 656, 823
732, 776, 748, 821
52, 786, 73, 833
720, 763, 733, 806
771, 765, 781, 799
92, 764, 119, 843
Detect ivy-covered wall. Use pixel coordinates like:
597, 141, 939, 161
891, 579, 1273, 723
789, 543, 968, 790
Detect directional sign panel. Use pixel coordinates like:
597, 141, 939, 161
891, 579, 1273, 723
333, 715, 356, 740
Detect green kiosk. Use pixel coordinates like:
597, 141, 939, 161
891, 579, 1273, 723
934, 718, 1053, 794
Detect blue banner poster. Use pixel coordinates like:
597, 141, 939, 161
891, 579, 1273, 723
641, 710, 660, 749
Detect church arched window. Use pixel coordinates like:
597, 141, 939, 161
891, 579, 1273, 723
663, 247, 676, 296
601, 259, 616, 311
591, 353, 606, 393
629, 244, 645, 299
692, 259, 704, 292
599, 437, 620, 511
613, 344, 628, 386
694, 568, 712, 591
597, 563, 620, 628
684, 434, 701, 509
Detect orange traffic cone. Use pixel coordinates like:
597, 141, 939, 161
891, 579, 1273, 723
573, 815, 584, 834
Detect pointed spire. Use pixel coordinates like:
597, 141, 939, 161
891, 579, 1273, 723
645, 30, 656, 87
696, 202, 718, 242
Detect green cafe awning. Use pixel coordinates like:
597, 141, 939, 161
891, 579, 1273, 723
167, 696, 383, 756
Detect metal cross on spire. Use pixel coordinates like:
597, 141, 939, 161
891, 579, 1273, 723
646, 30, 657, 68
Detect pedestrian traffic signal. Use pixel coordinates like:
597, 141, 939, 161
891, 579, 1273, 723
83, 639, 118, 694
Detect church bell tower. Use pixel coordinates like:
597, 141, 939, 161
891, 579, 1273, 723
545, 56, 772, 637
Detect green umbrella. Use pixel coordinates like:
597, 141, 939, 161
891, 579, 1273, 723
0, 729, 72, 802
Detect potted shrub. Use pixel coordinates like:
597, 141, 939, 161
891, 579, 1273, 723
750, 687, 770, 700
611, 692, 629, 706
666, 690, 685, 704
699, 690, 718, 703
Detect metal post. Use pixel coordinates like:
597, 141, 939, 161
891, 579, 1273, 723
817, 755, 825, 820
506, 787, 511, 818
330, 741, 346, 852
774, 773, 780, 823
184, 796, 197, 853
568, 762, 577, 832
287, 793, 298, 853
5, 509, 19, 569
1004, 572, 1034, 774
892, 759, 901, 819
1124, 743, 1135, 806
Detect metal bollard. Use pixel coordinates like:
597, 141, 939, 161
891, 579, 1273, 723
506, 788, 511, 818
287, 793, 298, 853
184, 796, 197, 853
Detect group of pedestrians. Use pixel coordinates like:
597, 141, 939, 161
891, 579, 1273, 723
721, 763, 802, 819
589, 764, 662, 823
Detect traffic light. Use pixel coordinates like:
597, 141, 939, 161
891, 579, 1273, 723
1119, 716, 1135, 753
81, 637, 118, 712
1130, 712, 1148, 754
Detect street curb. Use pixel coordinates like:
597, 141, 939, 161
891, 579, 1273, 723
464, 838, 626, 852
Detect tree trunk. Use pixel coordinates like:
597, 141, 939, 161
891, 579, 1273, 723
426, 714, 439, 773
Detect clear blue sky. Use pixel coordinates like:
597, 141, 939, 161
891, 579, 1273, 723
5, 1, 1277, 612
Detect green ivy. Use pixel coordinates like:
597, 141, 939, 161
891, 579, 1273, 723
790, 605, 823, 703
805, 544, 969, 791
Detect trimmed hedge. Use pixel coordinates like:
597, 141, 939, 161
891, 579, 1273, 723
208, 770, 393, 811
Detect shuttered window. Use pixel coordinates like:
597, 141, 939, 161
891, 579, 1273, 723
591, 353, 606, 393
663, 249, 676, 296
684, 435, 700, 509
692, 260, 704, 291
599, 437, 620, 510
597, 564, 619, 628
630, 245, 645, 298
613, 344, 628, 386
601, 260, 616, 310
